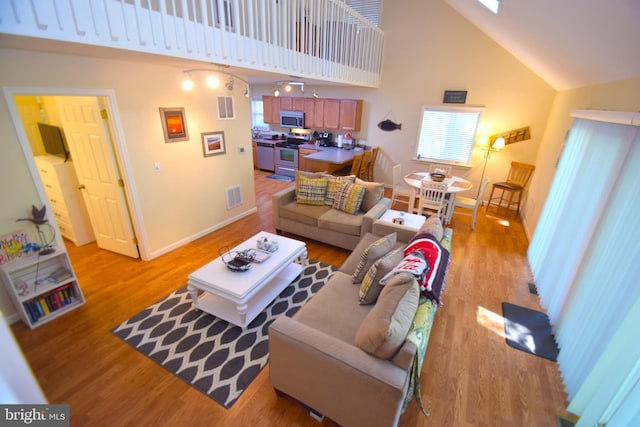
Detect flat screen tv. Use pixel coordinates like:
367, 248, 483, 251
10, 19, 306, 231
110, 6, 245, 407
38, 123, 69, 161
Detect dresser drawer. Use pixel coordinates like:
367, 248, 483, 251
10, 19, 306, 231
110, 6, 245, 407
34, 155, 95, 246
56, 220, 76, 242
43, 187, 67, 211
51, 204, 71, 225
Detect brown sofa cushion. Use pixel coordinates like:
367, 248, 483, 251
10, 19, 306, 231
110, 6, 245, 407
294, 271, 371, 344
317, 208, 365, 236
280, 202, 332, 227
352, 232, 397, 284
355, 178, 384, 212
359, 247, 405, 305
355, 274, 420, 359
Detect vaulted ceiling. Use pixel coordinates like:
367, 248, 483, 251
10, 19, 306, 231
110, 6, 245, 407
444, 0, 640, 90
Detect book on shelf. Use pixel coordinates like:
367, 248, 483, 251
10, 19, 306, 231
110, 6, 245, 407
22, 283, 76, 324
48, 266, 72, 283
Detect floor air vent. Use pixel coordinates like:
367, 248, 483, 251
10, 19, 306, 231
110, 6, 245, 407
225, 185, 242, 209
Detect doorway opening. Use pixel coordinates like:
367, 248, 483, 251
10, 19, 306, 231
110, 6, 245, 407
6, 88, 144, 264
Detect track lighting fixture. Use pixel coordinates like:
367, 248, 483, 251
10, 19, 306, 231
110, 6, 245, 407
206, 75, 220, 88
182, 74, 194, 91
271, 81, 313, 97
180, 68, 250, 97
312, 89, 319, 98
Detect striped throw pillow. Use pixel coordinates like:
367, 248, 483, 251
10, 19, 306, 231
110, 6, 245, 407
332, 181, 366, 214
296, 175, 328, 205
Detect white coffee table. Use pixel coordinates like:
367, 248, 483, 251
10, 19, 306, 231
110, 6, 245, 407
187, 231, 307, 327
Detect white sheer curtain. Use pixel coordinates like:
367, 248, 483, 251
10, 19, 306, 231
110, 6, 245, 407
528, 111, 640, 427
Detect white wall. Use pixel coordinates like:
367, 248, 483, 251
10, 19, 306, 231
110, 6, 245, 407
525, 77, 640, 236
0, 48, 256, 320
256, 0, 556, 205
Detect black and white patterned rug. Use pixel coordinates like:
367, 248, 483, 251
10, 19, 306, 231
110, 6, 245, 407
112, 260, 336, 409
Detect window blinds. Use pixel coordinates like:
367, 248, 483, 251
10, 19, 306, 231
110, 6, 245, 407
415, 106, 482, 164
527, 112, 640, 427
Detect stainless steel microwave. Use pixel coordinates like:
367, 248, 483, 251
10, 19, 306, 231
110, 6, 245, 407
280, 110, 304, 128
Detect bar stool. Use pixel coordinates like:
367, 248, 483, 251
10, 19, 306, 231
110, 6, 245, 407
334, 153, 363, 176
358, 150, 371, 180
364, 147, 379, 181
486, 162, 535, 216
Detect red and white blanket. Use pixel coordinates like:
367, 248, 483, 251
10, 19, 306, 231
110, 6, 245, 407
381, 232, 450, 305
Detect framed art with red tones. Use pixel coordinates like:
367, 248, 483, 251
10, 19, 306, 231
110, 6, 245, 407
159, 107, 189, 142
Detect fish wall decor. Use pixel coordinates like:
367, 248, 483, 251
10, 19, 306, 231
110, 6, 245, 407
377, 119, 402, 131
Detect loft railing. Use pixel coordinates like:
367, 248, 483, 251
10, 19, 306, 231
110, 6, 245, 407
0, 0, 383, 87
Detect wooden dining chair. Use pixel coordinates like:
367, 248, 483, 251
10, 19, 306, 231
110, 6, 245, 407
358, 150, 371, 180
418, 181, 448, 220
364, 147, 379, 181
486, 162, 535, 216
452, 177, 490, 230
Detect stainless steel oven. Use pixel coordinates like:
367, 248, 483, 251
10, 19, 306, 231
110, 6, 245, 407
275, 140, 302, 177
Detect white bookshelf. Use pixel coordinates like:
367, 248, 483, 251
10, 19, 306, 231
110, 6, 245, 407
0, 248, 85, 328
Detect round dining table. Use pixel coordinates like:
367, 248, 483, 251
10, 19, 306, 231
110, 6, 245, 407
403, 172, 473, 223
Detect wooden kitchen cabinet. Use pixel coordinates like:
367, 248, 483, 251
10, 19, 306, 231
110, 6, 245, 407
304, 98, 326, 129
262, 96, 280, 124
277, 97, 304, 112
263, 96, 362, 131
299, 147, 320, 171
293, 97, 305, 111
339, 99, 363, 131
323, 99, 341, 130
312, 99, 325, 128
278, 97, 293, 111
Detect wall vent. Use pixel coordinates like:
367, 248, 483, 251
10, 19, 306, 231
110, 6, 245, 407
225, 185, 242, 209
217, 96, 235, 119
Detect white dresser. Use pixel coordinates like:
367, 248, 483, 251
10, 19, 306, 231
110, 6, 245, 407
34, 155, 95, 246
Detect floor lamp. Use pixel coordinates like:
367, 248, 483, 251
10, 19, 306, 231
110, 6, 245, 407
477, 136, 505, 200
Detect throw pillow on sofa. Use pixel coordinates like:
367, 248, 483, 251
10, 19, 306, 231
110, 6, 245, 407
355, 178, 384, 212
416, 215, 444, 242
333, 180, 366, 214
352, 232, 397, 284
323, 174, 356, 206
296, 175, 329, 206
355, 273, 420, 359
359, 247, 404, 304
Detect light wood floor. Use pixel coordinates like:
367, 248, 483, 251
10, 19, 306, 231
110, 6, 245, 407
11, 170, 571, 426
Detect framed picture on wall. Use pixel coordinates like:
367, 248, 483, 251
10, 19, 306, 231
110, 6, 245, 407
202, 131, 226, 157
443, 90, 468, 104
159, 107, 189, 143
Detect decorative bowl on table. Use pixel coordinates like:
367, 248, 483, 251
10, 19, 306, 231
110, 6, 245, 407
430, 172, 446, 182
219, 247, 255, 272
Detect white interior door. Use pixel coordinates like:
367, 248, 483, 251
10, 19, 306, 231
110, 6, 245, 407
55, 96, 139, 258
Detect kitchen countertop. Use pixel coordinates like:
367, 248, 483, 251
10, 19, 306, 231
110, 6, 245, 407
253, 138, 285, 145
299, 143, 367, 151
300, 144, 368, 173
